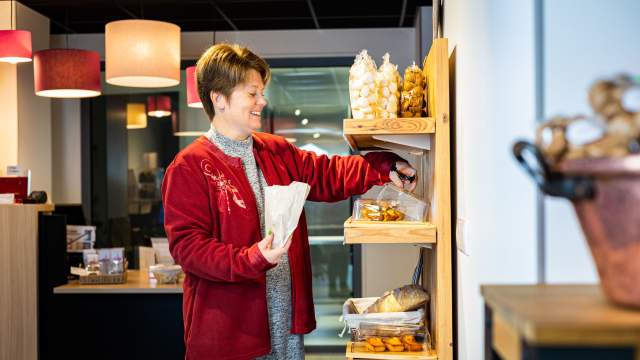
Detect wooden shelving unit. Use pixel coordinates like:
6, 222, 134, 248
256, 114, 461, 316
343, 38, 453, 360
343, 217, 436, 244
345, 342, 438, 360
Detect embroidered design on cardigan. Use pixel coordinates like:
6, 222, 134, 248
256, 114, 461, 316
201, 159, 247, 213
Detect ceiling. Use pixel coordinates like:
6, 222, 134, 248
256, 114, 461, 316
21, 0, 431, 34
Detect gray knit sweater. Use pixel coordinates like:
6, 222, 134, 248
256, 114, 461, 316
205, 126, 304, 360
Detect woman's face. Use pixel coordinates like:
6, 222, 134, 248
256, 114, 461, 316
217, 69, 267, 136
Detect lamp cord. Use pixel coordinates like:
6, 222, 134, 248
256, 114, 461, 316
10, 0, 13, 30
65, 8, 69, 48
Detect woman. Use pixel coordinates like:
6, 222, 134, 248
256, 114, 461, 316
161, 43, 417, 360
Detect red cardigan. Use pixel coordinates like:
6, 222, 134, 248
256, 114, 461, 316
161, 133, 402, 359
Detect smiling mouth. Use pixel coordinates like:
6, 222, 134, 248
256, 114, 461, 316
250, 111, 261, 116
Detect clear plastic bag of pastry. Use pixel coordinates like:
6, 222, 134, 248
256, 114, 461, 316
376, 53, 401, 119
349, 50, 378, 119
401, 61, 425, 117
352, 322, 432, 353
353, 184, 428, 222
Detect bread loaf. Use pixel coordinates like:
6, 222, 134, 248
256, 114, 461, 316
364, 284, 429, 313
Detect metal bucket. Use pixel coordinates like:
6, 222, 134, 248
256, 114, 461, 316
514, 141, 640, 308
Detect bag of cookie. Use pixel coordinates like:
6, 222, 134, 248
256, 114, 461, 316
376, 53, 401, 118
401, 62, 425, 117
349, 50, 378, 119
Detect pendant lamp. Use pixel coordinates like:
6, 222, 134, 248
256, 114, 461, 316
147, 95, 172, 117
0, 30, 32, 64
127, 103, 147, 129
106, 20, 180, 88
186, 66, 202, 108
0, 1, 32, 64
172, 110, 206, 137
33, 49, 101, 98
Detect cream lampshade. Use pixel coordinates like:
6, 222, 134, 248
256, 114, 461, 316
127, 103, 147, 129
172, 110, 207, 137
105, 19, 180, 88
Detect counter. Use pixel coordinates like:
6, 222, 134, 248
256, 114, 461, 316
54, 270, 183, 294
50, 270, 185, 360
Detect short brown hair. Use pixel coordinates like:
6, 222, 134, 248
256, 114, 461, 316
195, 43, 271, 119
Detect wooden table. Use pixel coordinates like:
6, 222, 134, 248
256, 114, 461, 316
482, 285, 640, 360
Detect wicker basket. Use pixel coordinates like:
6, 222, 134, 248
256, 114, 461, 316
79, 271, 128, 285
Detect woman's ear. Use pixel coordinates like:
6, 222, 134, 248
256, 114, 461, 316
210, 91, 227, 112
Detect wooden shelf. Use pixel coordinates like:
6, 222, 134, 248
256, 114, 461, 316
343, 117, 435, 152
345, 342, 437, 360
343, 217, 436, 244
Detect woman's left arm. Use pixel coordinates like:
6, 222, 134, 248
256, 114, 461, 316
289, 145, 412, 202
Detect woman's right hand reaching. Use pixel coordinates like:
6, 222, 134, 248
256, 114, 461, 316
258, 231, 292, 264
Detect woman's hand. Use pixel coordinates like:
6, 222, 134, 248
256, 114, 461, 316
257, 231, 292, 264
390, 161, 418, 192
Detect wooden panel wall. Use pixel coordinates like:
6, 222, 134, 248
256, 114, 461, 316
0, 204, 53, 360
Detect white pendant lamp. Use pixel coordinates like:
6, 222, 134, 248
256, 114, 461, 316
172, 111, 206, 137
105, 19, 180, 88
127, 103, 147, 129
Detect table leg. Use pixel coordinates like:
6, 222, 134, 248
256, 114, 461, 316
485, 304, 501, 360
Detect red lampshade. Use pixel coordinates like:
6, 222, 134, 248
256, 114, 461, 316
34, 49, 101, 98
147, 95, 172, 117
0, 30, 32, 64
186, 66, 202, 108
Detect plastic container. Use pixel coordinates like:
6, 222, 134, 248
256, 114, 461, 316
352, 323, 431, 353
149, 264, 182, 284
353, 184, 428, 222
85, 253, 101, 275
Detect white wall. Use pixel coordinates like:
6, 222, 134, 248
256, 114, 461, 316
543, 0, 640, 283
416, 7, 433, 65
0, 2, 51, 195
16, 3, 51, 196
51, 99, 81, 203
0, 2, 19, 174
443, 1, 538, 359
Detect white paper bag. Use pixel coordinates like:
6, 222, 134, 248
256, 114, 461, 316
264, 181, 311, 248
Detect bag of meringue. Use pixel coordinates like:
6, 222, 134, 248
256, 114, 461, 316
376, 53, 401, 119
349, 50, 378, 119
401, 62, 425, 117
